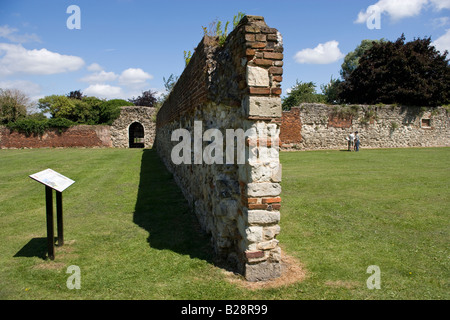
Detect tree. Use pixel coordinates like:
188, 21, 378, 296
38, 95, 74, 119
282, 80, 325, 110
38, 95, 111, 124
98, 99, 134, 125
340, 39, 386, 80
67, 90, 85, 100
320, 76, 342, 105
0, 88, 30, 124
339, 34, 450, 106
128, 90, 157, 107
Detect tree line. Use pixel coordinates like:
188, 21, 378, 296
0, 89, 160, 134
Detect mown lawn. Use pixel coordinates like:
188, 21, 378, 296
0, 147, 448, 300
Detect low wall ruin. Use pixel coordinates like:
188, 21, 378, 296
280, 104, 450, 150
0, 106, 156, 149
155, 15, 284, 281
0, 125, 112, 149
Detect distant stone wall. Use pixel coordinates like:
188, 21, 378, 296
155, 16, 284, 281
0, 106, 157, 149
280, 104, 450, 150
110, 106, 156, 148
0, 125, 111, 149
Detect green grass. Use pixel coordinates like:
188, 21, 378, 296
0, 147, 448, 299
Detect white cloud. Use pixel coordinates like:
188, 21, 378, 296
80, 66, 154, 99
0, 79, 42, 102
118, 68, 153, 85
80, 70, 118, 83
0, 43, 84, 76
355, 0, 450, 23
87, 63, 103, 72
294, 40, 345, 64
0, 25, 41, 43
431, 16, 450, 28
84, 84, 123, 99
430, 0, 450, 10
0, 80, 43, 112
433, 29, 450, 52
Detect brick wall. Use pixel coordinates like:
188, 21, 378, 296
155, 15, 283, 281
0, 125, 111, 149
279, 107, 301, 145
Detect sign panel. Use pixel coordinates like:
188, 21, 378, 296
29, 169, 75, 192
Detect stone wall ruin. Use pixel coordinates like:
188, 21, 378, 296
110, 106, 156, 148
0, 106, 157, 149
280, 104, 450, 150
155, 15, 284, 281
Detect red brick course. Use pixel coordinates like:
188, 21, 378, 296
0, 125, 111, 149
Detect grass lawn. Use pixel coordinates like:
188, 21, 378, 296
0, 147, 448, 300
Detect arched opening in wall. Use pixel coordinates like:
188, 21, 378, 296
129, 122, 145, 148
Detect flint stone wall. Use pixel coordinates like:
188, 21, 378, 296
110, 106, 156, 148
155, 16, 284, 281
280, 103, 450, 150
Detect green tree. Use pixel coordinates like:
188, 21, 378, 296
340, 39, 385, 80
38, 95, 75, 119
282, 80, 325, 110
0, 88, 30, 124
38, 95, 109, 124
97, 99, 134, 125
320, 76, 343, 104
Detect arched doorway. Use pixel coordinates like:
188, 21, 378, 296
129, 122, 145, 148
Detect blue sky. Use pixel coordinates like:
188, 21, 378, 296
0, 0, 449, 107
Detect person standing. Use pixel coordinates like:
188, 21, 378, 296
347, 132, 354, 151
354, 131, 360, 152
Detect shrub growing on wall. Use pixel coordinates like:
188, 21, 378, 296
98, 99, 134, 125
6, 118, 75, 136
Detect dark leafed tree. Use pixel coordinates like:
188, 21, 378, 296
128, 90, 158, 107
340, 39, 386, 80
339, 34, 450, 107
67, 90, 85, 100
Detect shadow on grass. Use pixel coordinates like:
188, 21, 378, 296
133, 148, 213, 263
14, 237, 49, 259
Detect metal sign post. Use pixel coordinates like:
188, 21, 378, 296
30, 169, 75, 260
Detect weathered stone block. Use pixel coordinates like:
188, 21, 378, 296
245, 226, 263, 243
247, 182, 281, 197
245, 261, 281, 282
246, 66, 270, 87
257, 239, 279, 250
271, 163, 282, 182
247, 209, 280, 225
243, 96, 282, 118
